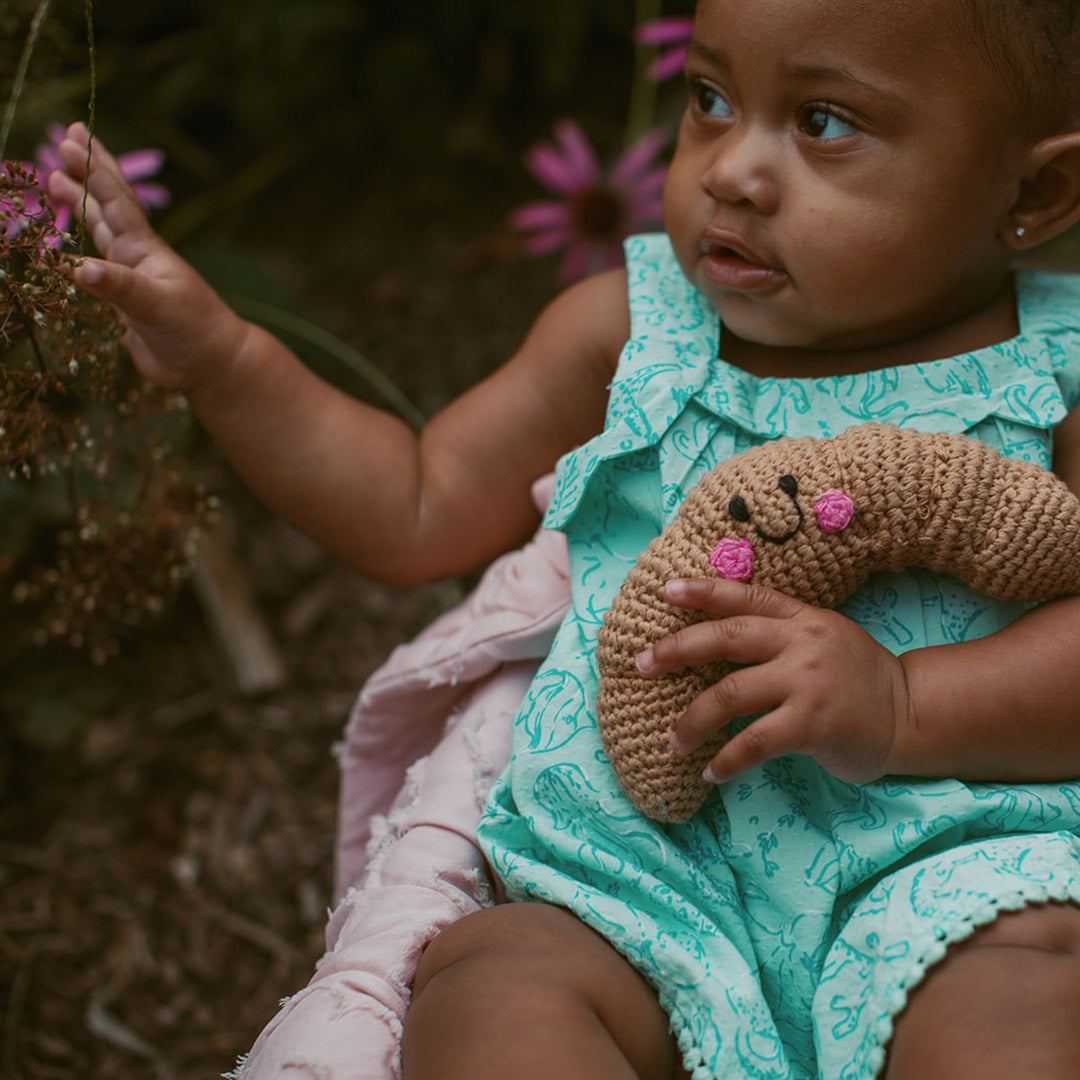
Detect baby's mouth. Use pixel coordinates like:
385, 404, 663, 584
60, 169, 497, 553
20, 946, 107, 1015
700, 234, 786, 292
707, 242, 761, 263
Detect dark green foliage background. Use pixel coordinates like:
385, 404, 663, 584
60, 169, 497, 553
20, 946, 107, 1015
4, 0, 686, 234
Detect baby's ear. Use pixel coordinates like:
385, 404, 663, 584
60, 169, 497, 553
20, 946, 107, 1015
1006, 130, 1080, 249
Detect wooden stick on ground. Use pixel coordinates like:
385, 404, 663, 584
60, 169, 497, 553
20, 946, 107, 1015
191, 520, 287, 696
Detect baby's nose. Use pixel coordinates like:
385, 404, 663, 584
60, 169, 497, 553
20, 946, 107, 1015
701, 124, 780, 213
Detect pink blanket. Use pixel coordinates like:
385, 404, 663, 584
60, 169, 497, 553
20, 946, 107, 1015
231, 479, 570, 1079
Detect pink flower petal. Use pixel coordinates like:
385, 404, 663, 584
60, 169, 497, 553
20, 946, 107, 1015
510, 200, 573, 231
649, 47, 690, 82
634, 16, 695, 45
130, 179, 170, 208
552, 120, 601, 187
622, 166, 669, 206
118, 148, 165, 180
609, 128, 668, 186
525, 143, 585, 196
522, 227, 574, 256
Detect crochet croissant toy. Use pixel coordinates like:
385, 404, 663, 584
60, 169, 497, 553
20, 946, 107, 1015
595, 422, 1080, 823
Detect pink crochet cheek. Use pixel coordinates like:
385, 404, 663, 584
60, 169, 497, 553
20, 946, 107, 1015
814, 489, 854, 533
709, 537, 755, 581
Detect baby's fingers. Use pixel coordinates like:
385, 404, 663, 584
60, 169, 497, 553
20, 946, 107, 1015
670, 659, 781, 755
53, 125, 155, 251
46, 170, 111, 243
70, 258, 163, 329
701, 705, 802, 785
54, 122, 128, 194
664, 577, 804, 620
637, 612, 785, 677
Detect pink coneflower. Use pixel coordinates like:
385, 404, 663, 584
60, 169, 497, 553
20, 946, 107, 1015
31, 122, 169, 242
511, 120, 668, 283
635, 16, 695, 82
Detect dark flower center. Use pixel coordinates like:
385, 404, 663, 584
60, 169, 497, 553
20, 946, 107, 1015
571, 184, 626, 240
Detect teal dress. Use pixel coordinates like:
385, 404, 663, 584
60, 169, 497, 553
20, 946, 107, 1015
477, 233, 1080, 1080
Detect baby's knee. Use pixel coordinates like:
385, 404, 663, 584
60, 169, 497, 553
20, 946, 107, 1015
887, 903, 1080, 1079
953, 901, 1080, 1010
410, 900, 672, 1029
925, 901, 1080, 1017
411, 901, 597, 999
964, 900, 1080, 957
408, 902, 677, 1079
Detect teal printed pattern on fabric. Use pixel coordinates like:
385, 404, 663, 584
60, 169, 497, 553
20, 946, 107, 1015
476, 233, 1080, 1080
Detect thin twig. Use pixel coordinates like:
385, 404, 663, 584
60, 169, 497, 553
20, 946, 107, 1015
86, 998, 160, 1060
24, 320, 52, 377
80, 0, 97, 254
0, 0, 52, 162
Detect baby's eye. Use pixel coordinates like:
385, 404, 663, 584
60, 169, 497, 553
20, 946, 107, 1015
689, 77, 733, 120
799, 105, 857, 140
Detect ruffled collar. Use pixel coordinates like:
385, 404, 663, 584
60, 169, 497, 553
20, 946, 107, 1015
545, 233, 1080, 530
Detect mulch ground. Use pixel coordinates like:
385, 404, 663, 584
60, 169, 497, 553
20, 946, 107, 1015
0, 168, 556, 1079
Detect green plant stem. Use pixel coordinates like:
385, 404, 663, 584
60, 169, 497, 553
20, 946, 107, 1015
623, 0, 663, 147
84, 0, 96, 134
0, 0, 52, 162
24, 322, 50, 378
223, 293, 427, 432
80, 0, 97, 255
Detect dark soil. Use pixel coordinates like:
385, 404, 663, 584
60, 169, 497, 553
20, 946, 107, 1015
0, 163, 558, 1080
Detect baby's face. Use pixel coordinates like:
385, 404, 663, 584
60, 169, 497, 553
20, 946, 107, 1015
664, 0, 1027, 358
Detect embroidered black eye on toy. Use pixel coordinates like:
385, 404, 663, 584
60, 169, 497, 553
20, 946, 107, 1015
595, 422, 1080, 823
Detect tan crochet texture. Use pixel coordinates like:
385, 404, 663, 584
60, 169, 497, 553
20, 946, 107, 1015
595, 423, 1080, 823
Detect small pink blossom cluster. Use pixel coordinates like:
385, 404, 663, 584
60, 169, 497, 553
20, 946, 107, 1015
2, 132, 205, 664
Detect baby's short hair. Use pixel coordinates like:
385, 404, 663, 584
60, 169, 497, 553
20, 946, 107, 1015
969, 0, 1080, 131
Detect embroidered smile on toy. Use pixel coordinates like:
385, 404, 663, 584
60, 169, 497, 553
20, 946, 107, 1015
595, 422, 1080, 823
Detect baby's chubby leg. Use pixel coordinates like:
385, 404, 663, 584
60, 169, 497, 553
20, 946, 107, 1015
886, 902, 1080, 1079
401, 902, 684, 1080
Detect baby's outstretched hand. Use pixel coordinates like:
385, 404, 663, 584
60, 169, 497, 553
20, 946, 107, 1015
46, 122, 247, 390
635, 577, 912, 786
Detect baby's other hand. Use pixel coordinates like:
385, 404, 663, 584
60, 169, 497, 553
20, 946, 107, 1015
635, 577, 913, 785
46, 122, 248, 391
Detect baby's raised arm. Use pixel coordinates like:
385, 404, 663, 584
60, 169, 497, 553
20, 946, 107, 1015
48, 124, 626, 584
